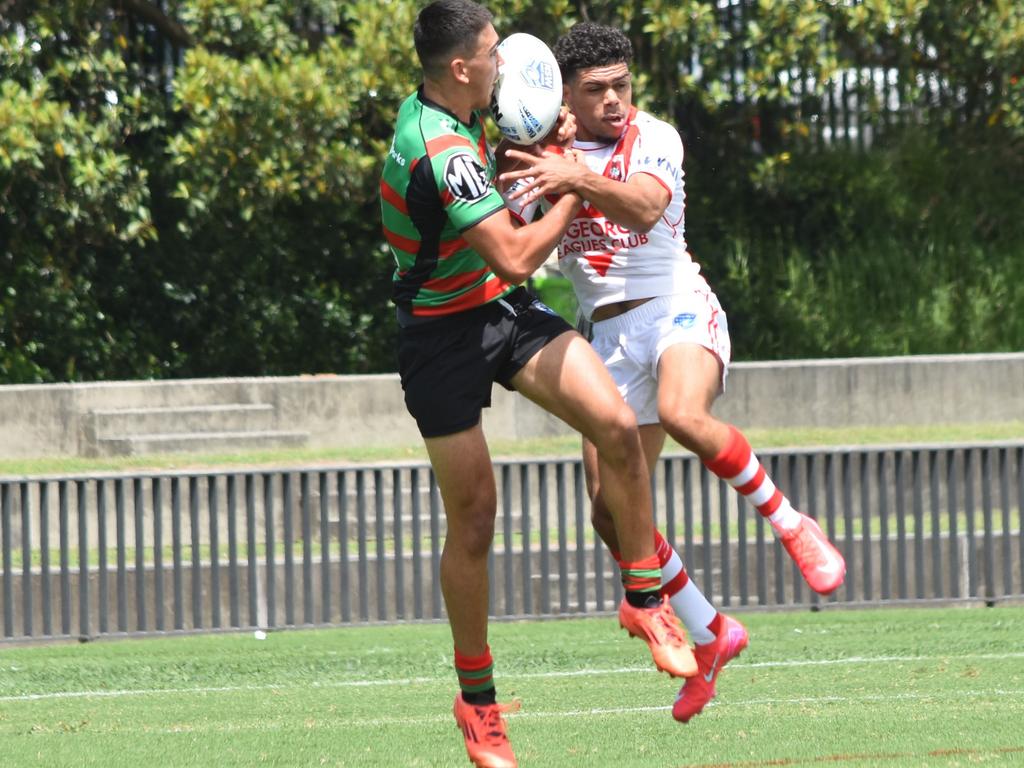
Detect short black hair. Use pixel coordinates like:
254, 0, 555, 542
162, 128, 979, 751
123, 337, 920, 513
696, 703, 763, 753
553, 22, 633, 81
413, 0, 493, 77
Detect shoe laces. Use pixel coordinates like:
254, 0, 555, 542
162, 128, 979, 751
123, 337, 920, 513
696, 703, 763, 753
653, 598, 688, 646
790, 527, 815, 558
789, 519, 826, 559
474, 700, 521, 746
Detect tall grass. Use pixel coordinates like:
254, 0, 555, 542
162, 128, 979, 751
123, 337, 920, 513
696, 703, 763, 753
720, 238, 1024, 359
692, 127, 1024, 360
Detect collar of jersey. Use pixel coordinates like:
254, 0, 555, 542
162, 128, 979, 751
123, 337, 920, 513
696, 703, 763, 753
416, 85, 480, 130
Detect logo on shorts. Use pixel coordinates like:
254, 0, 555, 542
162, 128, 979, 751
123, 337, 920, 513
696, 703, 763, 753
673, 313, 697, 329
531, 299, 558, 316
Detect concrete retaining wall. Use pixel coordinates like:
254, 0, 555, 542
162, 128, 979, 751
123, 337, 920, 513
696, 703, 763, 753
2, 353, 1023, 459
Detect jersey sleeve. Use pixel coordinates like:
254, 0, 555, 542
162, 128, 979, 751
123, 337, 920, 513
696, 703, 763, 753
626, 119, 684, 196
435, 148, 507, 232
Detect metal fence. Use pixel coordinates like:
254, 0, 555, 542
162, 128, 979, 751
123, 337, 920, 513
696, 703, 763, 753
2, 441, 1022, 642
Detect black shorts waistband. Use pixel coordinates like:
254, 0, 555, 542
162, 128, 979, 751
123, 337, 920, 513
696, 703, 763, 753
396, 287, 533, 330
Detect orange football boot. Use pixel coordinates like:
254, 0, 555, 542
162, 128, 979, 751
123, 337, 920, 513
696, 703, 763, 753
619, 595, 698, 678
453, 695, 520, 768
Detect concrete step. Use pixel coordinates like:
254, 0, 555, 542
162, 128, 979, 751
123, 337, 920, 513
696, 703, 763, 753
90, 404, 276, 438
95, 430, 310, 457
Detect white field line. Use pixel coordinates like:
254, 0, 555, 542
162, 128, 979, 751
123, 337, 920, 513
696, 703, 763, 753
15, 689, 1024, 736
2, 651, 1024, 705
347, 688, 1024, 729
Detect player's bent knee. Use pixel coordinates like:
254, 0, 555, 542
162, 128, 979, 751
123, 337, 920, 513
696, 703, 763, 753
590, 413, 640, 464
658, 407, 707, 440
606, 402, 640, 441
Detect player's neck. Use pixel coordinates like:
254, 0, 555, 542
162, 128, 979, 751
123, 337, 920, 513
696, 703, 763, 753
422, 79, 473, 125
575, 130, 619, 146
575, 123, 623, 145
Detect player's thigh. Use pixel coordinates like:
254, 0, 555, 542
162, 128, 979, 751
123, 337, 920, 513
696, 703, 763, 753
656, 342, 722, 418
511, 330, 634, 442
424, 424, 497, 533
652, 284, 731, 416
639, 423, 668, 472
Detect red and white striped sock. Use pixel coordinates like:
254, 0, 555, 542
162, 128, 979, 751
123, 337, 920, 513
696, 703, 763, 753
705, 425, 802, 534
615, 533, 720, 645
655, 532, 721, 645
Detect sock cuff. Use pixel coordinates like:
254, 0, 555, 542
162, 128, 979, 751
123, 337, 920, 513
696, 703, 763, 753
455, 645, 495, 694
454, 645, 493, 671
705, 424, 752, 478
621, 554, 660, 570
621, 554, 662, 592
615, 535, 671, 568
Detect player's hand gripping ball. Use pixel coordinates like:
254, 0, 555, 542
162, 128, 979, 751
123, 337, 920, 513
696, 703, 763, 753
490, 33, 563, 146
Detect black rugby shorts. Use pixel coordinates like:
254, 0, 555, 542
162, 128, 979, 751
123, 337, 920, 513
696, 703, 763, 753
397, 287, 573, 438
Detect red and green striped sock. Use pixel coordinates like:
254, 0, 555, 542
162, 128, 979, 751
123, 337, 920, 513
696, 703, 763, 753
621, 554, 662, 608
454, 645, 496, 705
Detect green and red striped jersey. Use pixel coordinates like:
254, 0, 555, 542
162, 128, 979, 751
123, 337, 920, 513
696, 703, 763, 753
380, 88, 514, 316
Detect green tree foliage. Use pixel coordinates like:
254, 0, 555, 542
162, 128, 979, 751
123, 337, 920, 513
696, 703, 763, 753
1, 0, 420, 380
0, 1, 1021, 382
157, 0, 418, 376
0, 2, 159, 380
568, 0, 1024, 358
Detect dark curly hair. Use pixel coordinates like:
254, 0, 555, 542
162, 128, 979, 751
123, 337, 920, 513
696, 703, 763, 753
553, 22, 633, 82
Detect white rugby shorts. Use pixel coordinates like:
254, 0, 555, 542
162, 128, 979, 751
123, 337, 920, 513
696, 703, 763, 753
590, 280, 731, 426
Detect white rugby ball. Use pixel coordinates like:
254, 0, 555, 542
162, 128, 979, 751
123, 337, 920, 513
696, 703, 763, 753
490, 33, 562, 145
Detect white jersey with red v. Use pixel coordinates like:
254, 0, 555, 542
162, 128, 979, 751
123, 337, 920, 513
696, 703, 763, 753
557, 107, 702, 321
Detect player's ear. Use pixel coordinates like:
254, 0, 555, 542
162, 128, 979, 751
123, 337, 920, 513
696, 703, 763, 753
450, 56, 470, 84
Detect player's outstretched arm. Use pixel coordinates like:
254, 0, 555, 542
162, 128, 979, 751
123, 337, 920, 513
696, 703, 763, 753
463, 192, 581, 285
501, 149, 669, 234
494, 108, 576, 178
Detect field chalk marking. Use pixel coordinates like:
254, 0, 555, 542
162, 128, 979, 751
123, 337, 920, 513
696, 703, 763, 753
2, 650, 1024, 704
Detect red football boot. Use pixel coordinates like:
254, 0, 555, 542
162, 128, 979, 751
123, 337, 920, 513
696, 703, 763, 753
781, 513, 846, 595
673, 614, 749, 723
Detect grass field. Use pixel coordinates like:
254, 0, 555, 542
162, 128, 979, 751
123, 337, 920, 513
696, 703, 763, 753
1, 605, 1022, 767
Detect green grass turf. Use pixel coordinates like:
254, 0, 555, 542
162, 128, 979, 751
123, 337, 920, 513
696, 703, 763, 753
1, 605, 1022, 766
